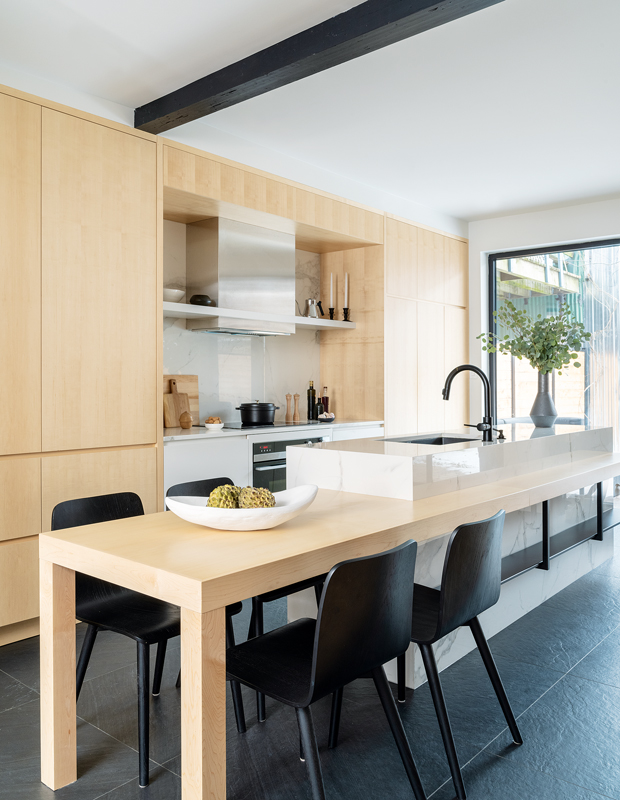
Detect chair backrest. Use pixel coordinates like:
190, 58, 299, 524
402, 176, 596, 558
166, 477, 234, 503
51, 492, 145, 608
307, 540, 417, 704
436, 510, 505, 640
51, 492, 144, 531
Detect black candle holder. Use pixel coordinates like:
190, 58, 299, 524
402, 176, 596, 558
343, 308, 351, 322
329, 307, 335, 320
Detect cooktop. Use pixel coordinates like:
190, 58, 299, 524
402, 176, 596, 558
221, 421, 324, 430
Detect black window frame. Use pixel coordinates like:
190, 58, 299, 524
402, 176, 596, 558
487, 237, 620, 422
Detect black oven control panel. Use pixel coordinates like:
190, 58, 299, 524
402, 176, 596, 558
253, 437, 324, 463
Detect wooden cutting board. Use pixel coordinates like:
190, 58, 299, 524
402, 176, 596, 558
163, 379, 191, 428
163, 375, 199, 427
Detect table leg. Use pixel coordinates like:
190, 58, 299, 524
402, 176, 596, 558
40, 559, 77, 789
181, 606, 227, 800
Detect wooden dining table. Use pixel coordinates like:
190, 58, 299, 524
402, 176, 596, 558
38, 455, 620, 798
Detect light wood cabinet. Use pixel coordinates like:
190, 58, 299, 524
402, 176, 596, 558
0, 537, 39, 627
41, 447, 158, 532
0, 457, 41, 542
384, 216, 469, 434
0, 93, 41, 456
41, 109, 158, 452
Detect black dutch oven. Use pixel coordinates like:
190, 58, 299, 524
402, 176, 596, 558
236, 402, 280, 426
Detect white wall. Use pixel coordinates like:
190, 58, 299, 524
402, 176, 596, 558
467, 197, 620, 415
0, 65, 467, 237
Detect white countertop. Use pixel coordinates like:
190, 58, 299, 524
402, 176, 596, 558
163, 419, 384, 442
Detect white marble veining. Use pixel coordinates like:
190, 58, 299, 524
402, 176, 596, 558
287, 425, 614, 500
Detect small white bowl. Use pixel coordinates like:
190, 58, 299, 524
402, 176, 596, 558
204, 422, 225, 430
163, 288, 185, 302
166, 484, 318, 531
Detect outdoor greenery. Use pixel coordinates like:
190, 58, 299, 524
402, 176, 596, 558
478, 300, 591, 375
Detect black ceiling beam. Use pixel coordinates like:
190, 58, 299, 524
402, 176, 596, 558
135, 0, 503, 134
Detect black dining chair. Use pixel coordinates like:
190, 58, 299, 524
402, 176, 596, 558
395, 509, 522, 800
226, 540, 427, 800
167, 476, 326, 723
52, 490, 246, 788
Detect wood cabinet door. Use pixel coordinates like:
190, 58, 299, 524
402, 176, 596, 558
0, 537, 39, 627
41, 109, 157, 451
41, 446, 157, 531
0, 457, 41, 543
0, 93, 41, 455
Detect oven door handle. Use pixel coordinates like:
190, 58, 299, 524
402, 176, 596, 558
254, 464, 286, 472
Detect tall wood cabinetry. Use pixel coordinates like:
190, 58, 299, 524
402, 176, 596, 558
319, 216, 469, 433
0, 86, 160, 645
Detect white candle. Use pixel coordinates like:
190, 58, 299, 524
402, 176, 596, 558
344, 273, 349, 307
330, 273, 333, 307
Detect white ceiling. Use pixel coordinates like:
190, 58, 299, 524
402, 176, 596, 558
1, 0, 619, 221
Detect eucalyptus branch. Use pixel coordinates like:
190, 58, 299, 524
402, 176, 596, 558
478, 300, 591, 375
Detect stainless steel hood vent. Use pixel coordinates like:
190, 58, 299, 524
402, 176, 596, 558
185, 217, 295, 335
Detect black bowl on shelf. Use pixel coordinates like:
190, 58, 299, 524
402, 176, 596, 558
318, 417, 335, 423
190, 294, 216, 306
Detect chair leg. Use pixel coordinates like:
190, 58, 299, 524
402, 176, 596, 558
137, 641, 150, 788
225, 612, 247, 734
251, 597, 267, 722
175, 669, 181, 689
296, 706, 326, 800
328, 687, 343, 748
397, 652, 407, 703
152, 640, 167, 696
372, 666, 427, 800
420, 643, 466, 800
469, 616, 523, 745
76, 624, 98, 700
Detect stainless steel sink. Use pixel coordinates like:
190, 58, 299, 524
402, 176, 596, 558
382, 435, 480, 446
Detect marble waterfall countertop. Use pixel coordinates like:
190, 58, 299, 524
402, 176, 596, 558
287, 424, 615, 501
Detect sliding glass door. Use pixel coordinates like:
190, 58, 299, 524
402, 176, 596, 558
488, 239, 620, 444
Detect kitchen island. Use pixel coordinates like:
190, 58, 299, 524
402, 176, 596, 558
287, 424, 620, 685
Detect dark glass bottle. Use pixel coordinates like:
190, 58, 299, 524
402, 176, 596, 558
321, 386, 329, 414
314, 399, 324, 420
307, 380, 316, 421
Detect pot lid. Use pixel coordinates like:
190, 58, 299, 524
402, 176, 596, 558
238, 402, 276, 408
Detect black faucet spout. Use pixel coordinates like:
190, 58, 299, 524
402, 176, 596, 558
442, 364, 494, 442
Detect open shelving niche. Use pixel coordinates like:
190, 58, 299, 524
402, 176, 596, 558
501, 482, 620, 583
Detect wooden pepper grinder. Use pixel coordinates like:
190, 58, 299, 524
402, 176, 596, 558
293, 393, 300, 422
285, 393, 293, 422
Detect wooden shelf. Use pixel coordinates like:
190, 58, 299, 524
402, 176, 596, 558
501, 505, 620, 583
162, 301, 356, 331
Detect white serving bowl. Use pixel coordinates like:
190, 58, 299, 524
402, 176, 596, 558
166, 484, 318, 531
204, 422, 225, 430
163, 288, 185, 302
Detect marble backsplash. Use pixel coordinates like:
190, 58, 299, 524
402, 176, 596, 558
163, 221, 322, 423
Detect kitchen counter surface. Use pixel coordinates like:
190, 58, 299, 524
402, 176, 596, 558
288, 425, 612, 501
163, 419, 384, 442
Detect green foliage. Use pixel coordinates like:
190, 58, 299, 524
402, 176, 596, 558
478, 300, 591, 375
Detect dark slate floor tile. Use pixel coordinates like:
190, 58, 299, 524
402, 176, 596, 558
427, 649, 563, 752
569, 626, 620, 689
544, 569, 620, 622
489, 673, 620, 799
96, 764, 181, 800
432, 748, 610, 800
593, 555, 620, 580
0, 668, 37, 713
488, 597, 616, 673
0, 699, 140, 800
0, 625, 144, 694
77, 650, 182, 766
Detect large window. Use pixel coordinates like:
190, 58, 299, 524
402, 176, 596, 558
488, 239, 620, 442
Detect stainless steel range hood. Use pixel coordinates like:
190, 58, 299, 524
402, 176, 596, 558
185, 217, 295, 335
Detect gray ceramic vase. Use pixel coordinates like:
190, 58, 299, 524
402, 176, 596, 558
530, 371, 557, 428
